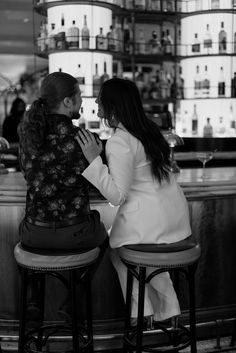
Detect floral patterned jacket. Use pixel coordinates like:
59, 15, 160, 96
19, 114, 91, 221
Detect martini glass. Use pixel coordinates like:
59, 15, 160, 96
196, 151, 214, 180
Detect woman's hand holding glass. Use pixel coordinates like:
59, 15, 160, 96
76, 129, 103, 164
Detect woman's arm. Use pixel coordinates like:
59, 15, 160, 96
77, 131, 134, 206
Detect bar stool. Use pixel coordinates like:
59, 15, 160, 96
117, 235, 201, 353
14, 242, 100, 353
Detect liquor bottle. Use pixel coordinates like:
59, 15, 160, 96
125, 0, 134, 9
38, 20, 48, 52
160, 69, 169, 98
100, 62, 110, 84
202, 65, 210, 97
195, 0, 202, 11
93, 63, 101, 97
182, 110, 188, 135
203, 24, 212, 54
88, 110, 100, 133
96, 27, 108, 50
234, 32, 236, 53
114, 18, 123, 52
57, 14, 66, 50
177, 66, 184, 99
216, 116, 226, 137
136, 66, 145, 97
211, 0, 220, 9
218, 66, 225, 97
48, 23, 56, 51
191, 104, 198, 135
149, 0, 161, 11
192, 33, 200, 53
107, 25, 116, 51
123, 18, 131, 53
177, 28, 182, 55
37, 22, 43, 52
163, 0, 173, 11
229, 104, 236, 135
161, 30, 167, 54
165, 29, 173, 55
203, 118, 213, 138
218, 21, 227, 54
148, 30, 161, 54
136, 28, 146, 54
135, 0, 146, 10
75, 64, 85, 96
78, 107, 86, 129
81, 15, 90, 49
194, 65, 202, 98
66, 20, 79, 49
231, 72, 236, 97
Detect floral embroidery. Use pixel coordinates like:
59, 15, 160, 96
19, 114, 90, 221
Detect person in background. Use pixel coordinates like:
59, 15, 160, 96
18, 71, 108, 321
77, 78, 192, 324
203, 117, 213, 138
2, 97, 26, 143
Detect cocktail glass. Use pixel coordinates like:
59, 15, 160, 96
196, 151, 214, 180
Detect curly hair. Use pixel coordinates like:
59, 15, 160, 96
18, 72, 78, 155
99, 78, 171, 183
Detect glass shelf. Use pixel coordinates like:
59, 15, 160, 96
34, 0, 122, 16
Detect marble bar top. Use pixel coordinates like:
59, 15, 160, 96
0, 167, 236, 203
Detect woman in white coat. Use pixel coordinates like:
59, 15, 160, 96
77, 78, 191, 322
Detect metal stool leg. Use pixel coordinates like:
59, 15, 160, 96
188, 264, 197, 353
85, 271, 94, 353
123, 267, 134, 353
136, 266, 146, 353
70, 270, 80, 353
230, 318, 236, 347
36, 273, 45, 351
18, 267, 28, 353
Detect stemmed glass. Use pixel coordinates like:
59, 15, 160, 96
196, 151, 214, 180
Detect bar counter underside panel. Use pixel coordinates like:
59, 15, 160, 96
0, 169, 236, 348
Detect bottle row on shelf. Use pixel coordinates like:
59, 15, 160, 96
192, 68, 236, 98
36, 0, 236, 12
133, 65, 184, 99
36, 17, 176, 56
185, 22, 236, 56
59, 59, 236, 100
177, 103, 236, 137
36, 16, 236, 57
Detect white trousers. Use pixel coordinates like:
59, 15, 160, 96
110, 249, 181, 321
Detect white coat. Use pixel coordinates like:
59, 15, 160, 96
82, 124, 191, 247
82, 124, 192, 320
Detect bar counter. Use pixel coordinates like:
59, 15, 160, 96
0, 168, 236, 348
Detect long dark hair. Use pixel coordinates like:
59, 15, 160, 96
99, 78, 171, 183
18, 72, 78, 154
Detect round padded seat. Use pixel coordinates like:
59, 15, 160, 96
14, 242, 100, 271
117, 236, 201, 268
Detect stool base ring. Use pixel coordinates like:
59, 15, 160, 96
24, 323, 92, 353
124, 322, 191, 353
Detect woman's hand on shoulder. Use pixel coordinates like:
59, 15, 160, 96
76, 129, 103, 164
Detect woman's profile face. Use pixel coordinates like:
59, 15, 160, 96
95, 94, 104, 120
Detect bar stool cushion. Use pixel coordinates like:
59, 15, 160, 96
14, 242, 100, 271
117, 235, 201, 268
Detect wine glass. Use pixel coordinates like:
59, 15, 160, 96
196, 151, 214, 180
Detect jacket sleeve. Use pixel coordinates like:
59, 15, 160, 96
82, 135, 134, 206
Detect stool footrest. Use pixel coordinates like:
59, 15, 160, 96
24, 323, 92, 352
124, 323, 191, 352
